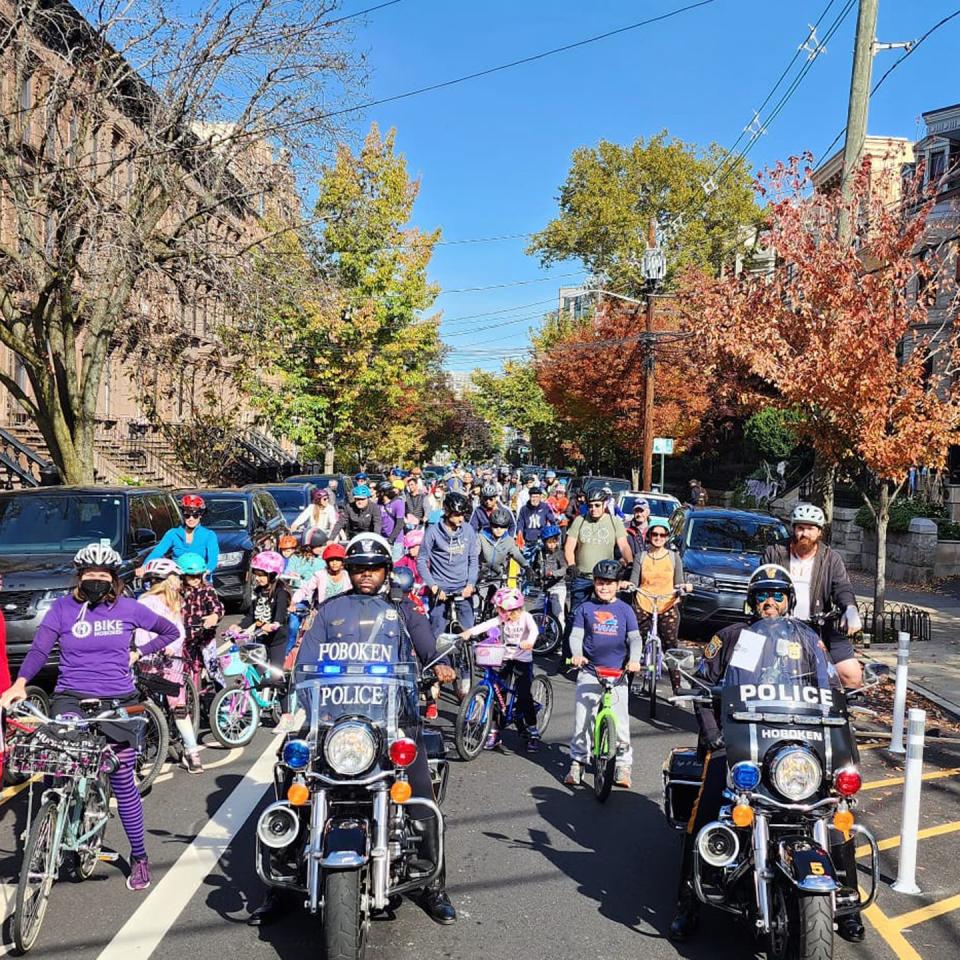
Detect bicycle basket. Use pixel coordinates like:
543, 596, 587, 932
9, 724, 109, 779
475, 643, 506, 667
136, 665, 182, 698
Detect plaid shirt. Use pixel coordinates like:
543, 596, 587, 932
181, 582, 224, 659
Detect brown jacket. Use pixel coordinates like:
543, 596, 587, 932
761, 542, 856, 619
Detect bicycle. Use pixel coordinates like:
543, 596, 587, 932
518, 557, 563, 656
439, 593, 477, 699
131, 662, 173, 793
630, 584, 687, 720
570, 662, 631, 803
135, 655, 200, 763
6, 699, 145, 953
454, 635, 554, 761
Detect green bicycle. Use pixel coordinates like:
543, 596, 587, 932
6, 699, 144, 954
573, 662, 632, 802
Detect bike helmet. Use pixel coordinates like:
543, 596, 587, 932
647, 518, 671, 536
73, 543, 123, 571
250, 550, 285, 576
403, 528, 425, 549
142, 558, 182, 580
322, 543, 346, 562
747, 563, 796, 613
178, 552, 207, 576
353, 484, 372, 499
542, 524, 561, 540
592, 559, 622, 581
528, 486, 543, 497
305, 528, 329, 549
344, 533, 393, 567
481, 483, 499, 498
791, 503, 826, 528
278, 535, 298, 551
443, 491, 471, 515
180, 494, 206, 511
492, 586, 525, 611
490, 507, 513, 528
377, 480, 395, 495
354, 472, 368, 482
312, 488, 329, 503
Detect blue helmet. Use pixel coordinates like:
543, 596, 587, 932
542, 524, 561, 540
179, 552, 207, 576
353, 484, 372, 498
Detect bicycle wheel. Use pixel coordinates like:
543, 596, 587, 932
531, 675, 554, 735
210, 687, 261, 748
135, 700, 169, 795
74, 776, 111, 881
185, 676, 201, 733
14, 799, 59, 953
646, 641, 660, 720
532, 611, 561, 656
454, 683, 492, 761
593, 713, 618, 803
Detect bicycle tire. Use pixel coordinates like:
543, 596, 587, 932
210, 687, 260, 748
167, 677, 202, 761
135, 700, 169, 795
530, 675, 554, 735
646, 639, 660, 720
454, 683, 492, 761
593, 713, 617, 803
74, 775, 111, 881
532, 611, 561, 656
3, 686, 49, 787
185, 676, 201, 733
14, 799, 59, 953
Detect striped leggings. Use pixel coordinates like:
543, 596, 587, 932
110, 747, 146, 860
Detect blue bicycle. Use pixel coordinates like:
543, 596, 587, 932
453, 637, 554, 761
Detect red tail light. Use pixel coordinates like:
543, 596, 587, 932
389, 738, 417, 767
835, 769, 862, 797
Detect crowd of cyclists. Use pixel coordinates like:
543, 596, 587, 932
0, 460, 872, 949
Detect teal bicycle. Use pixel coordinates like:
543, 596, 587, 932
6, 699, 145, 953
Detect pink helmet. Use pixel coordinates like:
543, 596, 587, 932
492, 587, 524, 612
250, 550, 285, 576
142, 558, 182, 580
403, 528, 425, 549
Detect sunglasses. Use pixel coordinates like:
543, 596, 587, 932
588, 501, 604, 507
182, 509, 203, 518
649, 532, 668, 538
754, 590, 786, 603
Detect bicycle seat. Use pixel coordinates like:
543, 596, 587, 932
595, 666, 623, 679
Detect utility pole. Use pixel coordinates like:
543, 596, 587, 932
641, 220, 658, 492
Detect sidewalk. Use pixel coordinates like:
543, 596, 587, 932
851, 571, 960, 719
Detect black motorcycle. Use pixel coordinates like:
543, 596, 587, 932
662, 618, 883, 960
254, 656, 449, 959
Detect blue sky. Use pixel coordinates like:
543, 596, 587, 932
339, 0, 960, 372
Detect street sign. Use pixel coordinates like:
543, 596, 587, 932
653, 437, 674, 455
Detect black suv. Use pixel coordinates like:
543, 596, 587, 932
0, 486, 181, 679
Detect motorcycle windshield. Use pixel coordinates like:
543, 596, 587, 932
294, 661, 420, 741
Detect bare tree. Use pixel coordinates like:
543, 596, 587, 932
0, 0, 359, 482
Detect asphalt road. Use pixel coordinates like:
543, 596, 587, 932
4, 655, 954, 960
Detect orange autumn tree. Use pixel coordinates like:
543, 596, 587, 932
686, 155, 960, 622
534, 299, 710, 480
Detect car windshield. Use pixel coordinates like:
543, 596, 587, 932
265, 487, 307, 509
687, 516, 788, 553
294, 661, 420, 739
622, 494, 676, 518
0, 495, 123, 555
201, 498, 249, 530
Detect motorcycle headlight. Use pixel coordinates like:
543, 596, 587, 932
770, 746, 822, 801
324, 721, 377, 776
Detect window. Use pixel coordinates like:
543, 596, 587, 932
929, 150, 946, 184
68, 113, 78, 165
18, 75, 31, 143
128, 495, 152, 539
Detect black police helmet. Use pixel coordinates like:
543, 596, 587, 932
747, 563, 796, 613
344, 533, 393, 568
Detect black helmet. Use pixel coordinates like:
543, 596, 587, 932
344, 533, 393, 568
305, 528, 329, 550
377, 480, 395, 495
443, 492, 471, 515
481, 483, 498, 498
491, 508, 513, 528
391, 565, 415, 594
592, 559, 622, 581
747, 563, 795, 613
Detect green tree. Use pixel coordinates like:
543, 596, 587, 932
528, 132, 761, 293
743, 407, 804, 461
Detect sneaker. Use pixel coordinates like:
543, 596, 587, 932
126, 856, 151, 892
483, 729, 501, 751
526, 734, 541, 754
425, 702, 439, 721
183, 752, 203, 774
564, 761, 583, 786
614, 765, 632, 789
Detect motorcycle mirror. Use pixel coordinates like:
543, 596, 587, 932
434, 632, 461, 658
663, 647, 696, 672
862, 661, 890, 684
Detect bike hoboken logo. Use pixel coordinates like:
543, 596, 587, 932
71, 618, 123, 639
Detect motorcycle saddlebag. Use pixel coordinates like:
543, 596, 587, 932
421, 729, 446, 760
662, 747, 704, 829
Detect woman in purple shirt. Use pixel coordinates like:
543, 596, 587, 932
0, 543, 179, 893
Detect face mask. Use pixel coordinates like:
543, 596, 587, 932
78, 579, 112, 605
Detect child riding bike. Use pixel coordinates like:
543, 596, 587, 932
566, 559, 642, 789
627, 517, 685, 650
477, 508, 530, 611
459, 587, 541, 752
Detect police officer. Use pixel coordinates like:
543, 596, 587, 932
669, 564, 865, 944
248, 533, 458, 927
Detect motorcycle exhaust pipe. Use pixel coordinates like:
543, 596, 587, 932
256, 801, 300, 849
696, 822, 740, 868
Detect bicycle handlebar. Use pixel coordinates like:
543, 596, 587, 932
9, 700, 146, 725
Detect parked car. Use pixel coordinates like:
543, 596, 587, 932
179, 488, 287, 605
244, 482, 314, 528
670, 507, 790, 636
618, 490, 681, 520
284, 473, 350, 505
567, 475, 631, 501
0, 486, 181, 680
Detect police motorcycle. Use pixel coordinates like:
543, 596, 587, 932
662, 618, 885, 960
253, 572, 451, 960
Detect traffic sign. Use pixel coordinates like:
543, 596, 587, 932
653, 437, 674, 455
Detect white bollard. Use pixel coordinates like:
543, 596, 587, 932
888, 630, 911, 755
892, 707, 926, 895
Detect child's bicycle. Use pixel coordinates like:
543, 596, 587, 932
627, 584, 688, 720
570, 661, 632, 802
453, 635, 554, 761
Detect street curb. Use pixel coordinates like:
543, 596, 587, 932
908, 680, 960, 724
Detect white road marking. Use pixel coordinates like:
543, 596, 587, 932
96, 737, 277, 959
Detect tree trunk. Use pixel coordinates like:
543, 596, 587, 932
324, 438, 335, 473
811, 454, 836, 542
873, 480, 890, 642
631, 466, 640, 491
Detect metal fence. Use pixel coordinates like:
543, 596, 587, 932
856, 601, 932, 646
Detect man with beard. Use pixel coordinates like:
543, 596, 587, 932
763, 503, 862, 689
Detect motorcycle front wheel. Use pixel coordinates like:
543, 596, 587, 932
767, 880, 834, 960
323, 868, 368, 960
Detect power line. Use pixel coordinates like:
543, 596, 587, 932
441, 271, 583, 294
440, 297, 556, 325
326, 0, 405, 27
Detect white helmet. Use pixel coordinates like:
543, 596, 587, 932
73, 542, 123, 570
791, 503, 825, 528
142, 558, 182, 580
